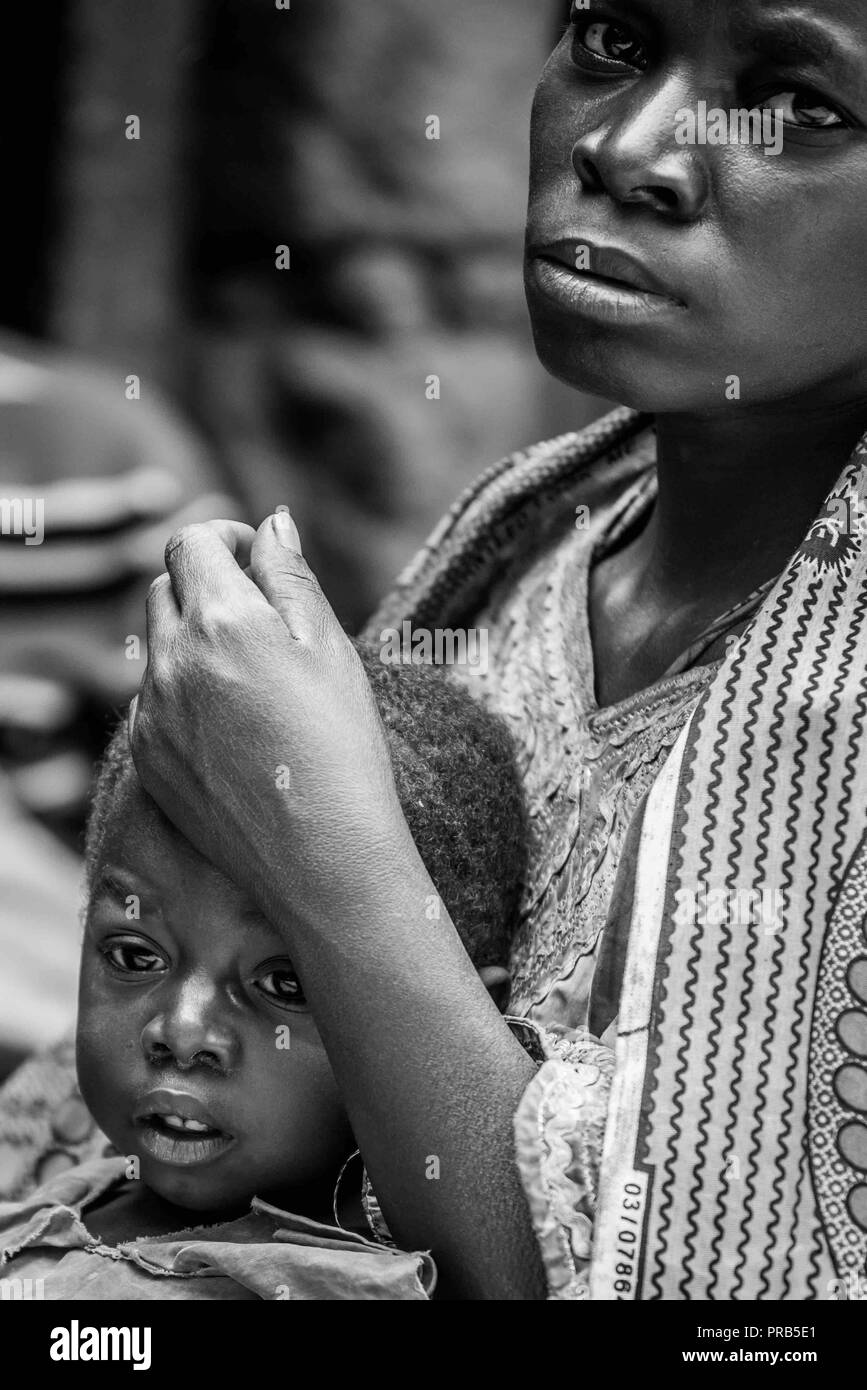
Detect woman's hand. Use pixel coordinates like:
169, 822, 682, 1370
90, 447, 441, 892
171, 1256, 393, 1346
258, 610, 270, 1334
129, 509, 545, 1298
129, 512, 405, 926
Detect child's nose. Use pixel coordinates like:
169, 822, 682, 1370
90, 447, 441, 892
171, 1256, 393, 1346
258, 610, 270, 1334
140, 977, 238, 1073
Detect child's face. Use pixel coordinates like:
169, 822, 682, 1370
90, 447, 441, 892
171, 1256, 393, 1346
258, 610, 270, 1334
77, 779, 353, 1214
526, 0, 867, 413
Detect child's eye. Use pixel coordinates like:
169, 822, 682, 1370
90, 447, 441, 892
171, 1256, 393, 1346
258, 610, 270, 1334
571, 16, 648, 72
758, 90, 846, 129
101, 941, 165, 974
255, 967, 306, 1007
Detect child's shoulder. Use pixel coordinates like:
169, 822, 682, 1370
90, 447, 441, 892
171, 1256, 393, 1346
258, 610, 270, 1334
0, 1153, 125, 1260
0, 1037, 110, 1203
81, 1178, 198, 1248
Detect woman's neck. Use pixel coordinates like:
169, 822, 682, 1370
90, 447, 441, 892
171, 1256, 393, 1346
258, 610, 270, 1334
588, 398, 867, 707
645, 401, 867, 604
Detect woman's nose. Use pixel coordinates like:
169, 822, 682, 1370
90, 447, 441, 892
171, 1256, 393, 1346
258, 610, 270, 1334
140, 977, 238, 1074
571, 87, 709, 221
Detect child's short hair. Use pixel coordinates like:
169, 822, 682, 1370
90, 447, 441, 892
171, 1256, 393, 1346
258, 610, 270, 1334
84, 640, 527, 969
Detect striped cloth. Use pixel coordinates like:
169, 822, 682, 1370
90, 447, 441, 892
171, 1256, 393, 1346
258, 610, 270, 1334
364, 407, 867, 1298
592, 433, 867, 1299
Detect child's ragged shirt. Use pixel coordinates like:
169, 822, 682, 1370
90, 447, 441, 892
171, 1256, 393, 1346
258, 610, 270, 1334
0, 1155, 435, 1300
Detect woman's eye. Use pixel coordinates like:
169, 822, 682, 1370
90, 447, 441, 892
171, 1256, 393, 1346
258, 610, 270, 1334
760, 91, 845, 128
256, 968, 305, 1006
572, 18, 647, 70
102, 942, 164, 973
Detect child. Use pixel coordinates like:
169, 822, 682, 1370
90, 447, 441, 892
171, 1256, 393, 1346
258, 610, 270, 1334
0, 643, 527, 1300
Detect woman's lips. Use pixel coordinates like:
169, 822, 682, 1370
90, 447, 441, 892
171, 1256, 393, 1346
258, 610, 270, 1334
527, 239, 686, 324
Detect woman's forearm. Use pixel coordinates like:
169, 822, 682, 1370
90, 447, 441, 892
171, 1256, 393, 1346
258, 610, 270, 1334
268, 820, 547, 1301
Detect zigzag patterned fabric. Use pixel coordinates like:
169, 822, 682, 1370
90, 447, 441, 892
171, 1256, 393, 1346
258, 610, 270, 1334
6, 412, 862, 1295
366, 410, 867, 1300
593, 430, 867, 1300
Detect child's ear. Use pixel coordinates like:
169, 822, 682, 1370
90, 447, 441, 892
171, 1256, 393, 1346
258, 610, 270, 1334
477, 965, 511, 1012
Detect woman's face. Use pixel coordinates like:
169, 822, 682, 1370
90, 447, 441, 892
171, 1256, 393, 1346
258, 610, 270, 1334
526, 0, 867, 414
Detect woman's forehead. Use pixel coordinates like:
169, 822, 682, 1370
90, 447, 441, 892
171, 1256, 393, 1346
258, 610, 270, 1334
615, 0, 867, 47
728, 0, 867, 55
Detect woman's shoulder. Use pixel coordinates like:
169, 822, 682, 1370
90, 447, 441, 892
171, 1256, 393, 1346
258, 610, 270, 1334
363, 407, 655, 635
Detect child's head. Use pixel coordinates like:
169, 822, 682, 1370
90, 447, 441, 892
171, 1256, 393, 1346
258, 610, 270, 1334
526, 0, 867, 415
76, 642, 526, 1215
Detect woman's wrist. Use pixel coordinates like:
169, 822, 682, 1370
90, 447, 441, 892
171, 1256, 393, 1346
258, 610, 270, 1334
260, 800, 431, 945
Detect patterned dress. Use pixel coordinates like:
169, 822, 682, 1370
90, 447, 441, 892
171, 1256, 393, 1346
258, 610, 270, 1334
368, 411, 726, 1032
367, 407, 867, 1300
4, 408, 865, 1299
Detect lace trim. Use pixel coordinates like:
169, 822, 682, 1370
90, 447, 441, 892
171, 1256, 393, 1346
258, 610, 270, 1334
513, 1031, 615, 1300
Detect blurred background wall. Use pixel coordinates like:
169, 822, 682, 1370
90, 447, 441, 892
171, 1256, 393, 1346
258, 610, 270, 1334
0, 0, 607, 1068
8, 0, 604, 630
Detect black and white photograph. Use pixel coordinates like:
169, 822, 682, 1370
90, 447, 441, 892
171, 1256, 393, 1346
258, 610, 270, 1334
0, 0, 865, 1347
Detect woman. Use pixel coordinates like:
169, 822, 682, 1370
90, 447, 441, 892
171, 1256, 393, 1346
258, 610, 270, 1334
7, 0, 867, 1298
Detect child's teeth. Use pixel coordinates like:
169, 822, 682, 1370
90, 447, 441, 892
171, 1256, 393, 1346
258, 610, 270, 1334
162, 1114, 210, 1132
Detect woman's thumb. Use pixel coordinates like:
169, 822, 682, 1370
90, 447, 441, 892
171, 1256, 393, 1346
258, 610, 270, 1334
269, 507, 303, 553
250, 509, 329, 639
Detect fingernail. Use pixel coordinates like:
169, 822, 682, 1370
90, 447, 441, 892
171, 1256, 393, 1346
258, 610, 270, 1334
272, 509, 302, 553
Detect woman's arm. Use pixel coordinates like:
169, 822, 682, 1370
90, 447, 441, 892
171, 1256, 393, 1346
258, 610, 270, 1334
270, 815, 544, 1300
130, 514, 546, 1299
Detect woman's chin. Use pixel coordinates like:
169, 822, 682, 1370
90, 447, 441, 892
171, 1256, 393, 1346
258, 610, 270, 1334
532, 334, 729, 416
534, 349, 664, 414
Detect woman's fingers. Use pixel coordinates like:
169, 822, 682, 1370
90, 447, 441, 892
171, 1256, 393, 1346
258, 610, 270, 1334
270, 507, 303, 555
163, 519, 260, 613
250, 511, 333, 643
145, 571, 181, 648
144, 508, 342, 690
126, 692, 140, 743
130, 575, 181, 750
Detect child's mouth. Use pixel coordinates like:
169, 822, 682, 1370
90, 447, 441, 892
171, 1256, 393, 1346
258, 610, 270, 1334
133, 1090, 236, 1166
135, 1114, 235, 1166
